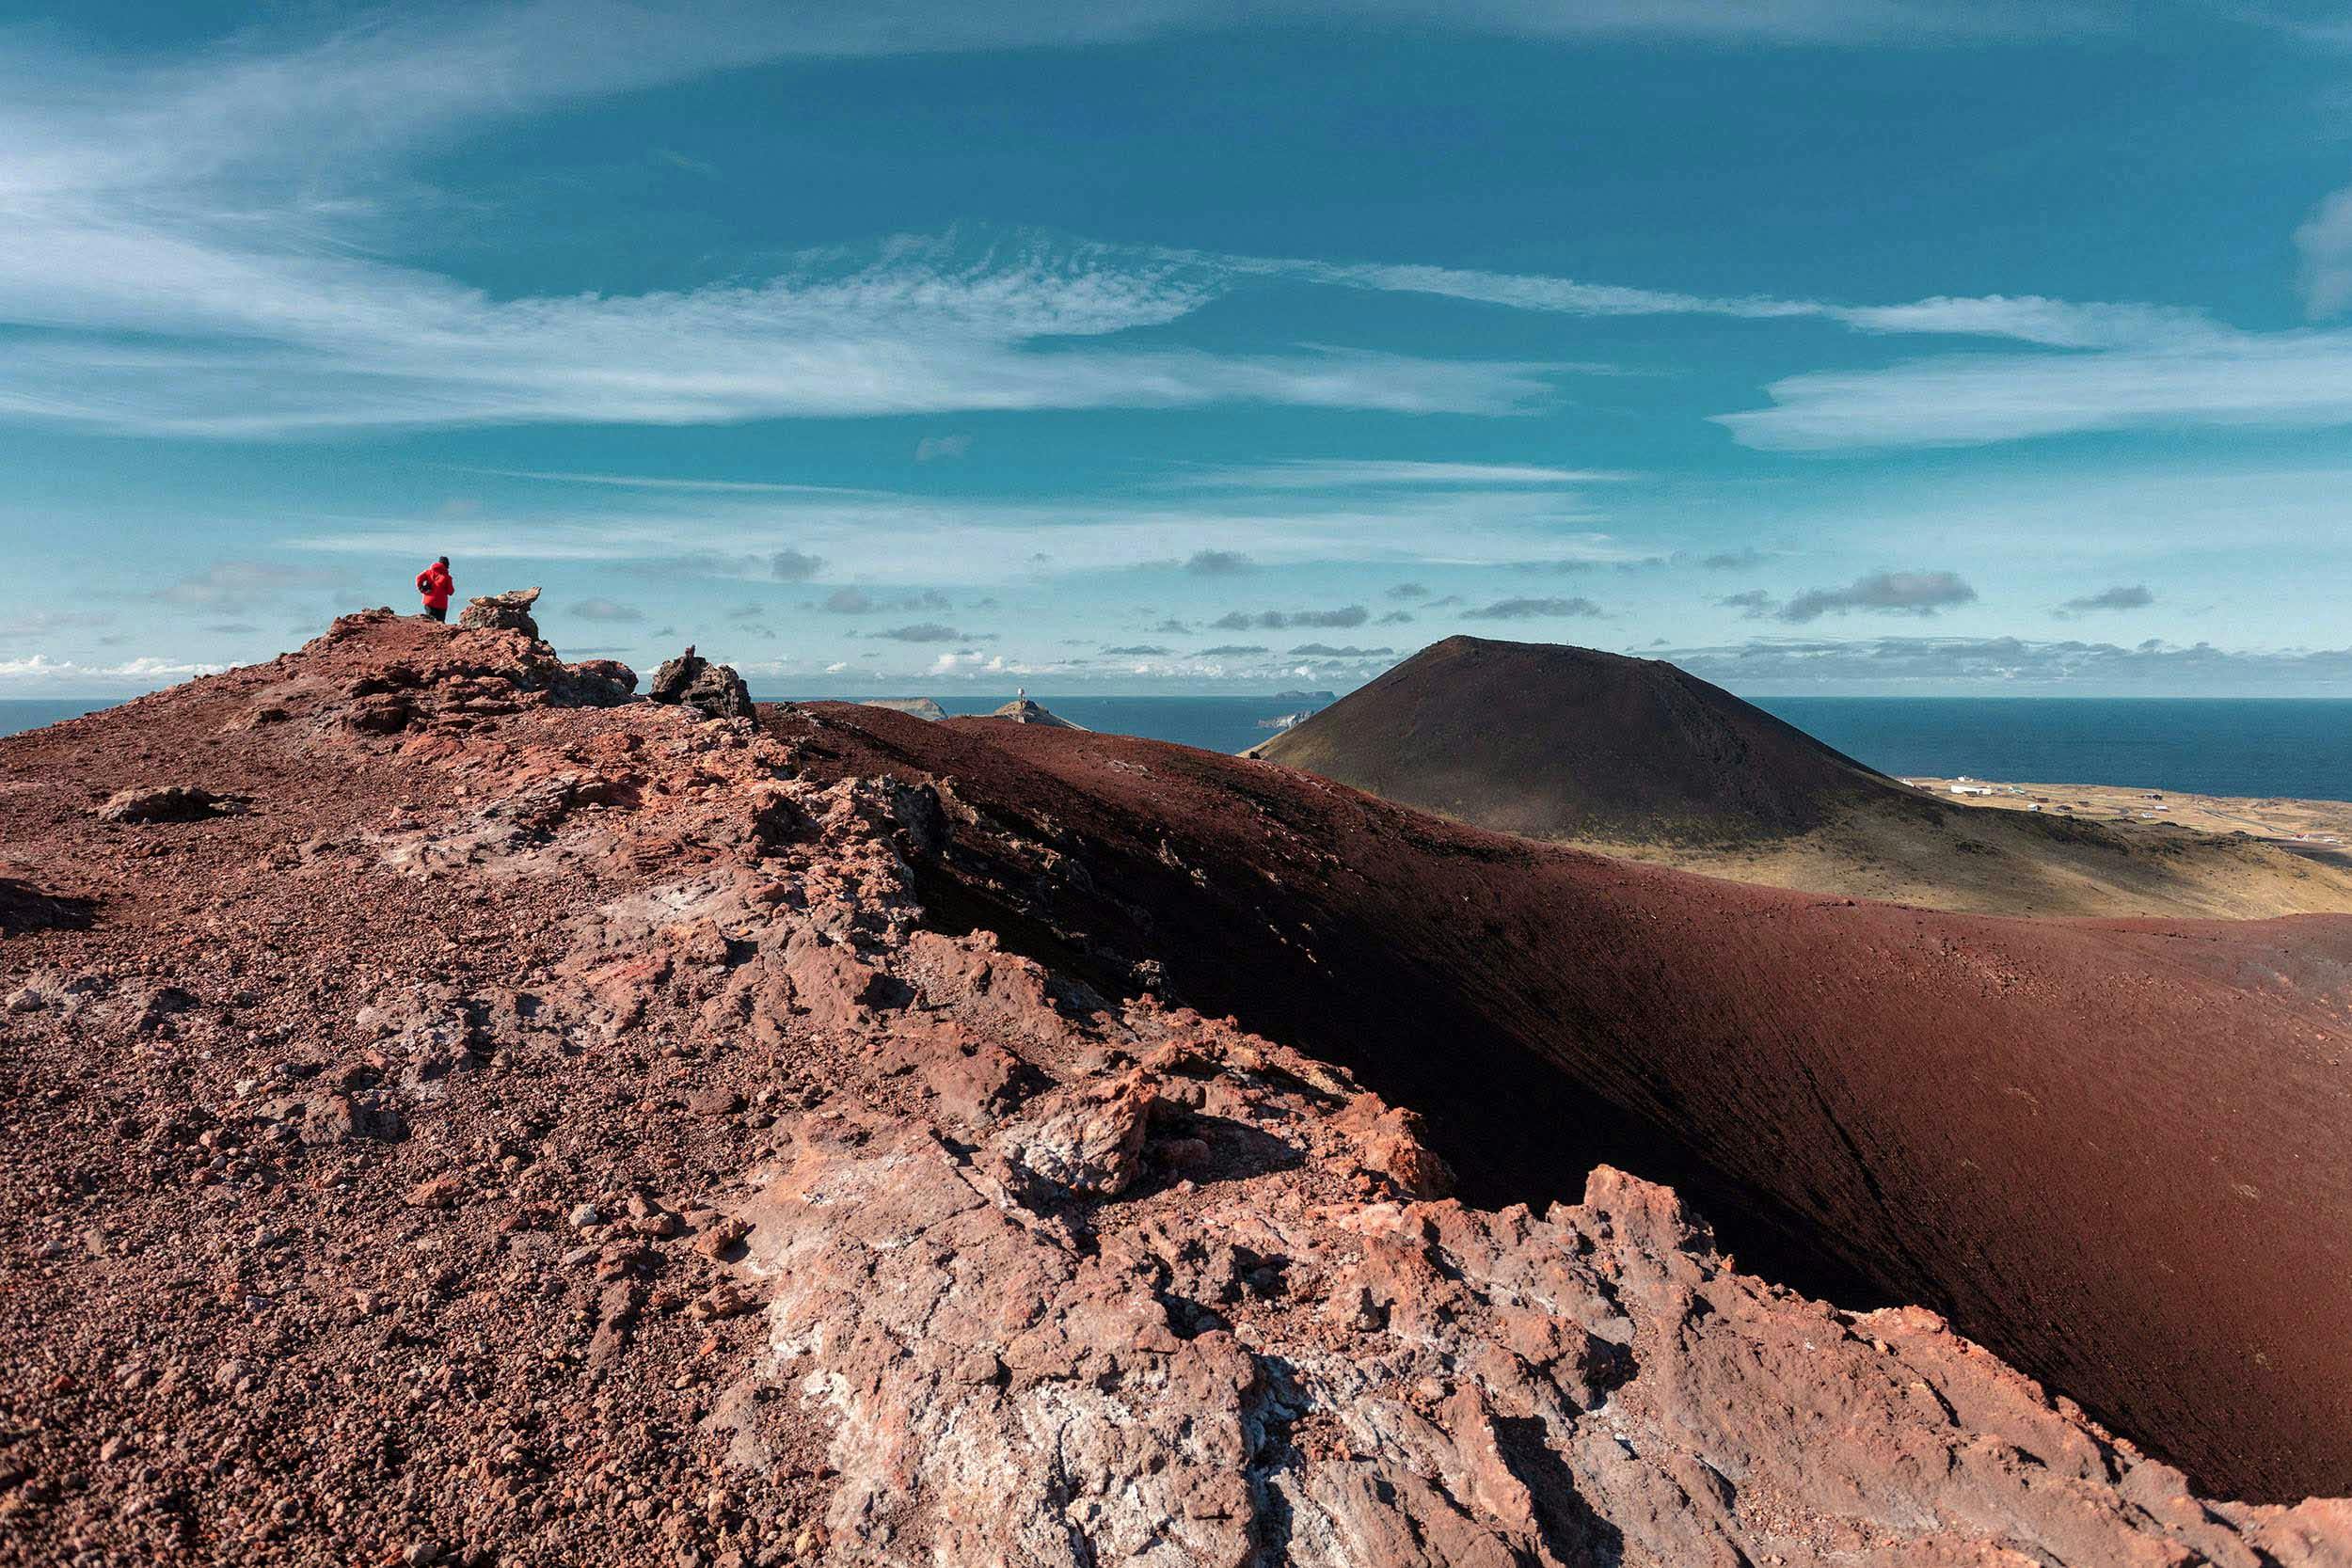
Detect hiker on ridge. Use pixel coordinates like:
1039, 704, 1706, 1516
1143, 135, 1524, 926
415, 556, 454, 623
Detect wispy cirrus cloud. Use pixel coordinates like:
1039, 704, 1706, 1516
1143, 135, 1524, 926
0, 3, 2212, 444
1716, 331, 2352, 451
285, 482, 1659, 584
1162, 459, 1637, 489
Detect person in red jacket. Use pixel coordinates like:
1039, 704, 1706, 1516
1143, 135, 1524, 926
415, 556, 453, 622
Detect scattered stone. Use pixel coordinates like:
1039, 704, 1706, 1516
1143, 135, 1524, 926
687, 1284, 756, 1323
405, 1175, 464, 1210
691, 1217, 750, 1260
683, 1088, 743, 1118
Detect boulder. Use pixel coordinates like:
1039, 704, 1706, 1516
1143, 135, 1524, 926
648, 649, 753, 721
457, 587, 542, 637
996, 1075, 1156, 1197
548, 657, 638, 707
94, 785, 235, 825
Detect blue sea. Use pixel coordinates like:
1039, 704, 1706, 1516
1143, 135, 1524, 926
8, 693, 2348, 802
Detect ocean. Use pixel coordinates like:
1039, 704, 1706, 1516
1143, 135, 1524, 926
0, 697, 123, 736
8, 693, 2348, 801
1750, 697, 2352, 802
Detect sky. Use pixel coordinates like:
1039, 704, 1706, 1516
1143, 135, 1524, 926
8, 2, 2352, 697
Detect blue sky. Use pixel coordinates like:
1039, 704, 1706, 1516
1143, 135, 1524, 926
8, 2, 2352, 696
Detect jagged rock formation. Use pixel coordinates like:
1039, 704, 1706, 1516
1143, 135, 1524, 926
649, 649, 754, 722
457, 587, 544, 639
809, 703, 2352, 1502
3, 613, 2350, 1566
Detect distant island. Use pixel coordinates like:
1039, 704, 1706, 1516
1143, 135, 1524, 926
1269, 689, 1336, 703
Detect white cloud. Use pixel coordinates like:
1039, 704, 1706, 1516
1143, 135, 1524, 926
1716, 331, 2352, 450
1661, 634, 2352, 694
0, 6, 2185, 442
1251, 254, 2207, 350
0, 653, 227, 690
2296, 185, 2352, 318
283, 483, 1655, 583
1164, 460, 1638, 488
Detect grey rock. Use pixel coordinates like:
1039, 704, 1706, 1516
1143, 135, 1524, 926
648, 650, 753, 722
457, 587, 542, 637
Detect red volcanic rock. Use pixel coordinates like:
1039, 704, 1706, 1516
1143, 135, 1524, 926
0, 611, 2348, 1566
783, 702, 2352, 1503
996, 1073, 1157, 1196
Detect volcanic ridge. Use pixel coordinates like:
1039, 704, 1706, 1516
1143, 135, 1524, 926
3, 606, 2350, 1567
1253, 635, 2352, 916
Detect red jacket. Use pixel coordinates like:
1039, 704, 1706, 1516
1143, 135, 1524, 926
416, 562, 453, 610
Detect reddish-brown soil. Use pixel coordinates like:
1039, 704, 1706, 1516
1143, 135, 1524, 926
5, 610, 2352, 1568
784, 701, 2352, 1502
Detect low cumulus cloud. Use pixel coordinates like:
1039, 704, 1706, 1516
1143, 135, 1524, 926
0, 653, 228, 688
1184, 549, 1255, 576
1661, 634, 2352, 692
1376, 610, 1415, 625
820, 587, 951, 614
1211, 605, 1369, 630
639, 550, 762, 577
1463, 596, 1601, 620
572, 597, 644, 622
876, 622, 974, 642
1387, 582, 1431, 600
1699, 547, 1769, 569
1717, 589, 1775, 619
2058, 583, 2154, 615
1103, 643, 1172, 655
1198, 642, 1270, 655
1289, 643, 1392, 657
1776, 570, 1975, 624
771, 548, 825, 581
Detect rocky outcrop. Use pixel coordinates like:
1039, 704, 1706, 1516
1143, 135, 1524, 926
984, 697, 1083, 728
92, 784, 237, 824
456, 585, 543, 637
649, 648, 753, 721
859, 697, 946, 721
2, 610, 2348, 1567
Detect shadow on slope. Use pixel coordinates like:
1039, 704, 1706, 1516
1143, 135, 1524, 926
772, 699, 2352, 1504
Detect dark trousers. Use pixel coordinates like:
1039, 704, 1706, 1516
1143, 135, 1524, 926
422, 604, 447, 623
